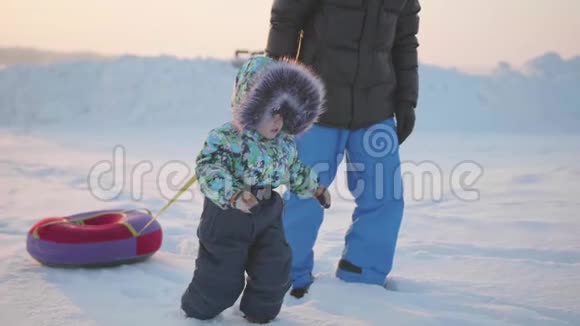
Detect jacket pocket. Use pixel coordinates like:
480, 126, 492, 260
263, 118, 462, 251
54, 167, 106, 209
376, 4, 401, 49
383, 0, 406, 13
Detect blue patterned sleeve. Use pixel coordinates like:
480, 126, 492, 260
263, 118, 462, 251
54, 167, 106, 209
287, 139, 320, 198
195, 129, 244, 209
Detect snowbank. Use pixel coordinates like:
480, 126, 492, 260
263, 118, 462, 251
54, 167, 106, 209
0, 56, 235, 129
0, 53, 579, 133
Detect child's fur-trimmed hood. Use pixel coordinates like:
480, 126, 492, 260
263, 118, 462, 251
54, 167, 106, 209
231, 56, 325, 136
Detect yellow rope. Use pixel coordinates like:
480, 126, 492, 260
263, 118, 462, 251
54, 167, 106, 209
119, 221, 139, 237
137, 174, 198, 235
31, 176, 198, 239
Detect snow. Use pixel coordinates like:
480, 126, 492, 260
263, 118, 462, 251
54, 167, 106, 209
1, 53, 578, 133
1, 54, 580, 325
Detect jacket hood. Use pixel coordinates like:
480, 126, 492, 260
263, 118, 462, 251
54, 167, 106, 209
231, 56, 325, 136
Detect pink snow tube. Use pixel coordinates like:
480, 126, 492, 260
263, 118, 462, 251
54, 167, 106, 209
26, 208, 162, 267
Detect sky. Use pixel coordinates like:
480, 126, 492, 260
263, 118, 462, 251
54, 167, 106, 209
1, 0, 579, 70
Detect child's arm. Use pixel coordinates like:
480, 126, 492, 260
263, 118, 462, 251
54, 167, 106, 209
286, 139, 331, 208
195, 129, 244, 209
287, 141, 321, 198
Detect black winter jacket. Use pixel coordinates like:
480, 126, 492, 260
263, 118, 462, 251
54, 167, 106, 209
266, 0, 421, 130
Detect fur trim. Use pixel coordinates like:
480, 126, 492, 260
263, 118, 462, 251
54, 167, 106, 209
232, 59, 325, 135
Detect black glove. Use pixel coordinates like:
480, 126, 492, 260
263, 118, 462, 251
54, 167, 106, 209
395, 103, 416, 145
314, 187, 331, 209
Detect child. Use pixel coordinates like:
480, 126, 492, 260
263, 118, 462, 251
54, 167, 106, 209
181, 56, 331, 324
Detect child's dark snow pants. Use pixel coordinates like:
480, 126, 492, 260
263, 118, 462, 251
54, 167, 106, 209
181, 190, 292, 321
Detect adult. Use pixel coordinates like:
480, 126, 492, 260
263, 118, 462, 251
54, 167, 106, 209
266, 0, 421, 297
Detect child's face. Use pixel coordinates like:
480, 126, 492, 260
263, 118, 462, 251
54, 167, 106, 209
257, 112, 284, 139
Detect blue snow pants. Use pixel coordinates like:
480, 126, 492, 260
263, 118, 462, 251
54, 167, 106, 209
283, 118, 404, 288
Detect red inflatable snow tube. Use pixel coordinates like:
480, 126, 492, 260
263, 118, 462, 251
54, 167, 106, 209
26, 208, 162, 267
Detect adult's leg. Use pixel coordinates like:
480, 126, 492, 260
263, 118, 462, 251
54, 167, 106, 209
283, 124, 348, 289
336, 118, 404, 285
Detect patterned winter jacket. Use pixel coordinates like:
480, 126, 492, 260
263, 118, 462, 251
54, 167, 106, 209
195, 122, 319, 209
195, 56, 326, 209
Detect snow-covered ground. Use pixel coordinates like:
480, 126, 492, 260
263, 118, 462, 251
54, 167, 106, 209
1, 55, 579, 325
